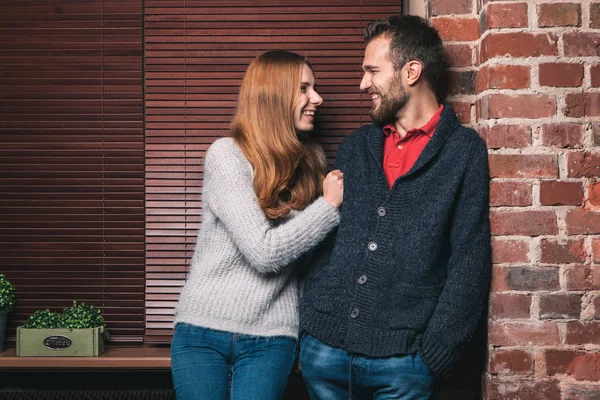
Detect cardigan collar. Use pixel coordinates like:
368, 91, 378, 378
367, 103, 462, 180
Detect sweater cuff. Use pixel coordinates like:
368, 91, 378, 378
312, 196, 341, 226
419, 334, 457, 376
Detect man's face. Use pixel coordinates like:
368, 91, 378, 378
360, 36, 409, 125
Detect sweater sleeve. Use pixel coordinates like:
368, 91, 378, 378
202, 138, 341, 275
419, 138, 492, 375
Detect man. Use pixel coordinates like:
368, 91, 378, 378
299, 15, 491, 399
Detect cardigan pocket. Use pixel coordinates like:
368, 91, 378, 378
383, 282, 444, 331
302, 277, 339, 314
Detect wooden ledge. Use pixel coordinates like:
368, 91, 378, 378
0, 347, 171, 369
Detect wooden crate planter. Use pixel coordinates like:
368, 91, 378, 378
16, 326, 107, 357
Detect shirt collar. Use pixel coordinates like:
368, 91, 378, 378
382, 104, 444, 139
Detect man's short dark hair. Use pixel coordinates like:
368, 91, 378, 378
364, 15, 444, 95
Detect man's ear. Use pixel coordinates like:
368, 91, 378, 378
404, 61, 423, 86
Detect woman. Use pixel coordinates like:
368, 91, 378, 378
170, 51, 343, 400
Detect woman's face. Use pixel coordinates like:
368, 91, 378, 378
293, 64, 323, 133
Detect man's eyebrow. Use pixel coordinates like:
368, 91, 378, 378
363, 64, 377, 72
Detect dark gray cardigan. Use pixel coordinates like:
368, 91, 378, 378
300, 105, 492, 375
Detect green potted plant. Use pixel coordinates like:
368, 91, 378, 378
17, 301, 108, 357
0, 274, 16, 352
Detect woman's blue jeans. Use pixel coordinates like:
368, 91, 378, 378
171, 323, 296, 400
300, 333, 433, 400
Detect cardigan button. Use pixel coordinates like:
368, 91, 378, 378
358, 275, 367, 284
350, 308, 360, 318
377, 207, 386, 217
368, 242, 378, 251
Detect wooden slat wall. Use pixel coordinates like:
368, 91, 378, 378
144, 0, 401, 343
0, 0, 145, 344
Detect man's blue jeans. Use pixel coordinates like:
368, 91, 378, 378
171, 323, 296, 400
300, 333, 433, 400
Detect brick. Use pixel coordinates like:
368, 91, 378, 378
539, 63, 583, 87
489, 154, 557, 178
491, 265, 510, 291
539, 293, 581, 319
490, 293, 531, 319
545, 350, 580, 375
485, 3, 528, 28
564, 93, 600, 118
589, 181, 600, 208
480, 32, 558, 62
592, 3, 600, 29
489, 321, 560, 346
490, 181, 532, 206
488, 94, 556, 119
441, 70, 475, 96
563, 384, 600, 400
448, 101, 471, 124
443, 44, 472, 67
564, 265, 600, 291
491, 266, 558, 291
486, 379, 560, 400
489, 65, 530, 90
595, 296, 600, 319
568, 152, 600, 178
432, 17, 479, 41
541, 123, 583, 148
429, 0, 472, 15
594, 123, 600, 146
566, 321, 600, 345
540, 180, 584, 206
503, 265, 559, 290
592, 65, 600, 87
478, 124, 489, 144
492, 239, 530, 264
567, 209, 600, 234
545, 350, 600, 381
593, 239, 600, 263
563, 32, 600, 57
538, 3, 581, 27
477, 65, 530, 92
491, 210, 558, 236
477, 97, 484, 121
483, 125, 531, 149
595, 266, 600, 288
488, 349, 533, 375
541, 239, 587, 263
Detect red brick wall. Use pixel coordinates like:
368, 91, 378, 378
430, 0, 599, 398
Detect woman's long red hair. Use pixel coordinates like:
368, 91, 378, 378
230, 51, 325, 220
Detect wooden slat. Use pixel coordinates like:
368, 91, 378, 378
144, 0, 401, 342
0, 1, 144, 345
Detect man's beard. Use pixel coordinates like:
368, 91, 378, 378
369, 77, 409, 125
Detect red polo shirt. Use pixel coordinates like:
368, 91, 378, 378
382, 105, 444, 188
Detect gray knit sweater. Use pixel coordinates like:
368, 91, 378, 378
174, 137, 340, 339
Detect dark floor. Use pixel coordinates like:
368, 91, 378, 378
0, 370, 309, 400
